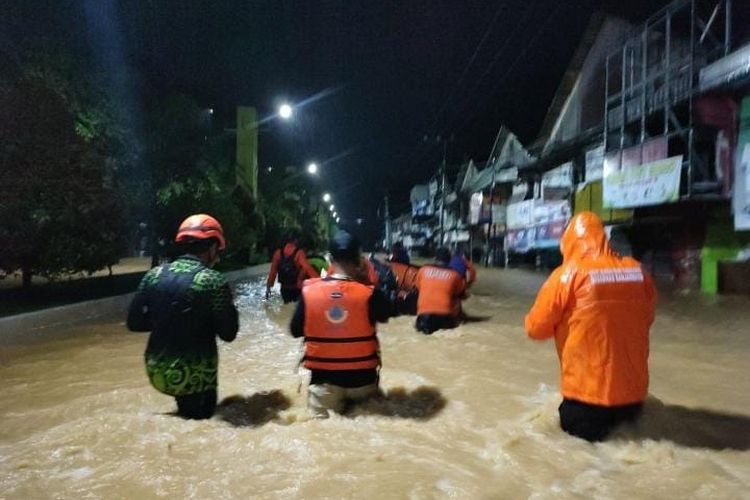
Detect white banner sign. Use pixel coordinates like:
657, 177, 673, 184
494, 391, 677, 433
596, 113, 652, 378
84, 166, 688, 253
585, 145, 604, 182
603, 155, 682, 208
507, 199, 535, 229
735, 142, 750, 230
469, 192, 483, 225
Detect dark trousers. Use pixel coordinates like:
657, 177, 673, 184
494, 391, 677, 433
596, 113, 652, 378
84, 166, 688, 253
559, 398, 643, 442
175, 390, 217, 420
415, 314, 459, 335
281, 287, 301, 303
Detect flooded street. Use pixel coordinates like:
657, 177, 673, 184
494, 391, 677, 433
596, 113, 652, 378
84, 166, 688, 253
1, 268, 749, 499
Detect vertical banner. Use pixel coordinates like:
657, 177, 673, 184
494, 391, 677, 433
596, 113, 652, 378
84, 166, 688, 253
236, 106, 259, 199
603, 150, 621, 178
735, 97, 750, 230
641, 136, 668, 163
621, 144, 642, 169
469, 193, 483, 225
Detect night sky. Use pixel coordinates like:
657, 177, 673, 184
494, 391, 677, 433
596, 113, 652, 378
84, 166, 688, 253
3, 0, 672, 241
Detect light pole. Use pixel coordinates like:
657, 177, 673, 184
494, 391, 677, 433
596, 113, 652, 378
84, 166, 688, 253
422, 134, 453, 248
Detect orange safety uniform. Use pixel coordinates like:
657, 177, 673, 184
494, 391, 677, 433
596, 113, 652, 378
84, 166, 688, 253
390, 262, 419, 299
267, 243, 320, 289
301, 278, 379, 371
415, 265, 466, 317
524, 211, 657, 407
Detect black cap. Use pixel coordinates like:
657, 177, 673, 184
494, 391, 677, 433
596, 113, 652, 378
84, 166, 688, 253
435, 247, 451, 265
329, 230, 361, 264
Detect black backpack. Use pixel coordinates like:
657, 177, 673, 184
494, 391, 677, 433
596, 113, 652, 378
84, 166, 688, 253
278, 247, 301, 286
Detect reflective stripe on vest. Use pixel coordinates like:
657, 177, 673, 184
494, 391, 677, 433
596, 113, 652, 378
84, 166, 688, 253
302, 278, 378, 371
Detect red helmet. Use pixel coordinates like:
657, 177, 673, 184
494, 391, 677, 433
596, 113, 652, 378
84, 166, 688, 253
175, 214, 226, 250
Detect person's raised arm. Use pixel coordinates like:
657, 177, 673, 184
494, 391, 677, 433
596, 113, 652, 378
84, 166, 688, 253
524, 267, 569, 340
296, 252, 320, 279
266, 249, 281, 298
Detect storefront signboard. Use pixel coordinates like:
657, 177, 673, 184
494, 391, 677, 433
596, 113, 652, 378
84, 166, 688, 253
603, 155, 682, 208
469, 192, 483, 225
585, 145, 604, 182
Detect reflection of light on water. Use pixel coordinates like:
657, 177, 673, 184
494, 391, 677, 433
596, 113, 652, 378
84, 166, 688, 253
0, 270, 748, 498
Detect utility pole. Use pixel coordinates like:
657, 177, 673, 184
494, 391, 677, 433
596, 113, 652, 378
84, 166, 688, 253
384, 191, 391, 249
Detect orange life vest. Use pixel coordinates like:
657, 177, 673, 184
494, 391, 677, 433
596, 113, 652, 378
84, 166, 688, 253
302, 278, 379, 371
390, 262, 419, 297
415, 265, 465, 316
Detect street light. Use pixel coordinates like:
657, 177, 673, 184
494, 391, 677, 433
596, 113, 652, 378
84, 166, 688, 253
307, 162, 318, 175
278, 103, 293, 120
336, 217, 340, 223
322, 193, 331, 203
329, 204, 335, 212
333, 211, 337, 218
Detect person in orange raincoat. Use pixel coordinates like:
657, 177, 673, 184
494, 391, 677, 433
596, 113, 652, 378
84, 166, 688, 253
525, 211, 657, 442
266, 234, 320, 303
414, 247, 467, 334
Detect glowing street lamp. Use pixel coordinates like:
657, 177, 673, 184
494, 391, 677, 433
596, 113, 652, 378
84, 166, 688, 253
307, 163, 318, 175
329, 204, 335, 212
336, 217, 340, 223
333, 212, 337, 218
278, 103, 293, 120
322, 193, 331, 203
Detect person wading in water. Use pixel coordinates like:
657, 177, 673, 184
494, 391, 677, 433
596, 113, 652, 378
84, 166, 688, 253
127, 214, 239, 419
290, 230, 391, 417
525, 211, 657, 441
266, 233, 320, 303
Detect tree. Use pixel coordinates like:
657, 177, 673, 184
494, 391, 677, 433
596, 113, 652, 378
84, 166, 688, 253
154, 169, 259, 263
0, 72, 126, 287
20, 45, 146, 255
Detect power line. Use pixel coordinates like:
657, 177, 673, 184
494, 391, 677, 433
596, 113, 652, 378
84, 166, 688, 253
399, 3, 535, 178
451, 2, 564, 136
430, 2, 508, 130
437, 3, 538, 140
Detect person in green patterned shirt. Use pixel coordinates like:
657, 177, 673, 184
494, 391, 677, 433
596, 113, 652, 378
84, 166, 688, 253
127, 214, 239, 419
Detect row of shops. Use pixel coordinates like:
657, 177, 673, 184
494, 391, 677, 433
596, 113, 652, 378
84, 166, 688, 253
389, 0, 750, 294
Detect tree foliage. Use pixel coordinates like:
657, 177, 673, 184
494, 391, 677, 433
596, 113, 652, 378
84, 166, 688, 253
0, 43, 327, 287
0, 73, 126, 285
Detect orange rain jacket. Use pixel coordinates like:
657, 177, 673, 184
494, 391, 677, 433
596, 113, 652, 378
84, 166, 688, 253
267, 243, 320, 289
415, 265, 466, 317
525, 211, 657, 407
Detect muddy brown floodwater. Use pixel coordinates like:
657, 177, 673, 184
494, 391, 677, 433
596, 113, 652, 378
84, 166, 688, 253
1, 269, 749, 499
